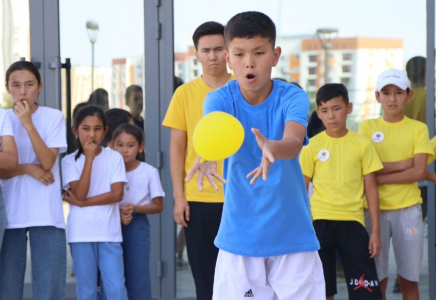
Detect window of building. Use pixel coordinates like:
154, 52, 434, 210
342, 65, 352, 73
341, 77, 351, 86
308, 67, 316, 75
343, 53, 352, 61
309, 54, 317, 63
308, 79, 316, 87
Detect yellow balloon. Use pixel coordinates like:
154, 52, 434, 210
193, 112, 245, 161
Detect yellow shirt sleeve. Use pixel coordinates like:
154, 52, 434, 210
414, 124, 433, 156
357, 121, 369, 138
299, 144, 314, 179
162, 87, 187, 131
362, 140, 383, 175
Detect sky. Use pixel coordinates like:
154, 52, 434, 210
31, 0, 431, 69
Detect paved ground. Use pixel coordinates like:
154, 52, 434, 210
21, 205, 431, 299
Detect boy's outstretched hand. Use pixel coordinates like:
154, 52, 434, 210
185, 156, 227, 192
368, 232, 381, 258
247, 128, 276, 185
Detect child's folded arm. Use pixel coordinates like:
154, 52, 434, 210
375, 159, 414, 175
426, 170, 436, 183
0, 164, 30, 179
63, 182, 124, 207
376, 153, 427, 184
131, 197, 164, 215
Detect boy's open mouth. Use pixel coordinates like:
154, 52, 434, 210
246, 74, 255, 80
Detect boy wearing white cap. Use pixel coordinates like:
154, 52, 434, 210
359, 68, 433, 300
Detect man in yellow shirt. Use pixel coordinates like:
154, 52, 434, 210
396, 56, 427, 294
404, 56, 426, 124
359, 69, 433, 300
162, 21, 233, 300
300, 83, 383, 300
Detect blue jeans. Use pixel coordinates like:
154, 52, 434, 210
0, 226, 66, 300
122, 214, 151, 300
70, 242, 128, 300
0, 187, 5, 251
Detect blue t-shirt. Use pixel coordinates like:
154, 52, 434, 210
203, 80, 320, 257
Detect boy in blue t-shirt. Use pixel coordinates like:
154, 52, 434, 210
187, 11, 324, 299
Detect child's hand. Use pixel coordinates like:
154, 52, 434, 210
63, 189, 86, 207
247, 128, 276, 185
83, 140, 97, 160
27, 164, 54, 185
121, 203, 135, 215
121, 212, 133, 225
185, 156, 227, 192
368, 232, 381, 258
13, 100, 33, 130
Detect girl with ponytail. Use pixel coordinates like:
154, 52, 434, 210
61, 105, 128, 299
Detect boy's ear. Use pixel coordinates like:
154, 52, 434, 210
375, 91, 381, 103
104, 126, 109, 137
316, 107, 321, 119
225, 51, 232, 70
195, 50, 199, 61
5, 83, 10, 94
272, 46, 282, 67
406, 90, 414, 102
347, 103, 353, 114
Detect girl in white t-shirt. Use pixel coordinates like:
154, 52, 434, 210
0, 61, 67, 299
112, 123, 164, 300
0, 108, 18, 251
62, 105, 128, 300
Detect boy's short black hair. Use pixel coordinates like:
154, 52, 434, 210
224, 11, 276, 47
316, 83, 349, 107
192, 21, 225, 50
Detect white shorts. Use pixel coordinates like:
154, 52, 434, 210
212, 250, 325, 300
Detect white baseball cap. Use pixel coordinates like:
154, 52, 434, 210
376, 68, 410, 92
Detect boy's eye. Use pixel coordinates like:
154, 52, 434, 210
235, 53, 243, 57
255, 52, 264, 55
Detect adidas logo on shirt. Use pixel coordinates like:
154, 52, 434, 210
244, 289, 254, 297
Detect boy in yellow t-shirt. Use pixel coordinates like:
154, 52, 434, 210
162, 22, 234, 299
359, 69, 433, 300
300, 83, 383, 300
